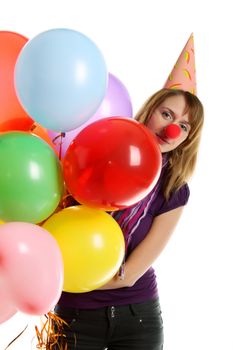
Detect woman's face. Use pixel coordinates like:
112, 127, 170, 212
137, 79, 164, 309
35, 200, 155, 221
146, 94, 191, 153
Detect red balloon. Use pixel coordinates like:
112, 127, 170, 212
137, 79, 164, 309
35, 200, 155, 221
63, 117, 162, 210
0, 31, 34, 132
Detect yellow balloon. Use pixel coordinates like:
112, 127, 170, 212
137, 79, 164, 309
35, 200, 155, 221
0, 220, 4, 224
43, 206, 125, 292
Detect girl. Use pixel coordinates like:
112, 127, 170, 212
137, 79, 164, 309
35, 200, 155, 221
52, 88, 204, 350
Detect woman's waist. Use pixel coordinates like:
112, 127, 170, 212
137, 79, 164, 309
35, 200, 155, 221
55, 298, 160, 319
57, 268, 158, 309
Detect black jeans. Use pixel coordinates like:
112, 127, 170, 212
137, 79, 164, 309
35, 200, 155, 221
53, 299, 164, 350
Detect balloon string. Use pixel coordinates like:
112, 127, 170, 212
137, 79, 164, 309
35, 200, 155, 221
4, 324, 28, 350
59, 133, 63, 160
52, 132, 65, 161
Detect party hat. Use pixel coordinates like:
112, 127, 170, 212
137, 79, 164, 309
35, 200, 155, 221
163, 33, 196, 95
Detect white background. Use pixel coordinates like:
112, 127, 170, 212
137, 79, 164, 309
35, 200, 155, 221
0, 0, 233, 349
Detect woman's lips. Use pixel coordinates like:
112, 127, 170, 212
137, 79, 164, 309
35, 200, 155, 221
156, 134, 168, 145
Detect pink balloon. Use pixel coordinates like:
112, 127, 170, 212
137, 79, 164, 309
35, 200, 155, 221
0, 278, 17, 324
48, 72, 133, 158
0, 222, 64, 315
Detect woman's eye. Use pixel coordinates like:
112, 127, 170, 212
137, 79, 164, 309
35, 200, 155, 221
162, 111, 172, 119
180, 123, 188, 132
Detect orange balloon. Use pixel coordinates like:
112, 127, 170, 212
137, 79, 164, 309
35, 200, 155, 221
30, 123, 59, 157
0, 31, 34, 132
0, 123, 60, 157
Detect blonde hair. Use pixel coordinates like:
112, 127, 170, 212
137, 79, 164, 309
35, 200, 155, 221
135, 88, 204, 199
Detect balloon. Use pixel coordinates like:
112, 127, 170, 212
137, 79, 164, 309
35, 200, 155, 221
93, 72, 133, 118
63, 118, 162, 211
30, 122, 59, 156
0, 122, 59, 156
0, 31, 34, 132
0, 132, 64, 223
0, 222, 64, 315
43, 206, 125, 292
15, 28, 108, 132
48, 72, 133, 158
0, 278, 17, 324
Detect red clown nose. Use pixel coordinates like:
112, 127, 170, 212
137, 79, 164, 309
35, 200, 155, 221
164, 124, 181, 139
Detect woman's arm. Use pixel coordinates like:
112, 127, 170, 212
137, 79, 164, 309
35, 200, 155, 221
99, 206, 185, 289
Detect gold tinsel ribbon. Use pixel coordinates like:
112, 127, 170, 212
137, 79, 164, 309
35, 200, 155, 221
35, 311, 70, 349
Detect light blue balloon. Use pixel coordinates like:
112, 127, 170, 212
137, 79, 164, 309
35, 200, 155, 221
14, 28, 108, 132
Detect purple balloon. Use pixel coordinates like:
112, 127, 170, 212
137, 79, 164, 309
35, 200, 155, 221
48, 73, 133, 158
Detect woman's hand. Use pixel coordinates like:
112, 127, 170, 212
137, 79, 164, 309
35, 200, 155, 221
97, 272, 130, 290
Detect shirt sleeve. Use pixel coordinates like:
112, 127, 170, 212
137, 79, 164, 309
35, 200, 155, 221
156, 183, 190, 216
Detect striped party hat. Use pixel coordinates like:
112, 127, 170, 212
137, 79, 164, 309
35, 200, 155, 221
163, 33, 196, 95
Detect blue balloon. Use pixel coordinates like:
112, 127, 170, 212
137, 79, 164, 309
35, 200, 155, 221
14, 28, 108, 132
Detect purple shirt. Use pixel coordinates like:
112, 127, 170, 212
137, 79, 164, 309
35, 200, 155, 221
58, 168, 190, 309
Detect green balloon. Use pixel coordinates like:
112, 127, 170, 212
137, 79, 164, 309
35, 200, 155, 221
0, 132, 64, 223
